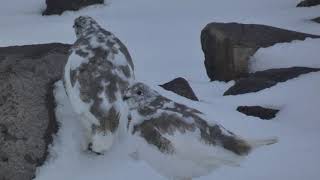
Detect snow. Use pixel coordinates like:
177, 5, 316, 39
250, 38, 320, 72
1, 0, 320, 179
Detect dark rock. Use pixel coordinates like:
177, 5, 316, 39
224, 77, 277, 95
224, 67, 320, 95
201, 22, 320, 81
237, 106, 279, 120
251, 67, 320, 82
43, 0, 104, 15
0, 43, 71, 180
160, 77, 199, 101
297, 0, 320, 7
312, 17, 320, 23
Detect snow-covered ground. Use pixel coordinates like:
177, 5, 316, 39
1, 0, 320, 179
250, 38, 320, 72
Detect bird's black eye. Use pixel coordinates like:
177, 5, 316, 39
73, 23, 80, 28
136, 90, 143, 95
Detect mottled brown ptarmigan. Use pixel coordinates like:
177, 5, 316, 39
123, 82, 277, 180
64, 16, 134, 154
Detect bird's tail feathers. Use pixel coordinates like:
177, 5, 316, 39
247, 137, 278, 149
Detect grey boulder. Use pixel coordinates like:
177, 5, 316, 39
237, 106, 279, 120
312, 17, 320, 23
224, 67, 320, 95
0, 43, 70, 180
160, 77, 199, 101
43, 0, 104, 15
201, 22, 320, 81
297, 0, 320, 7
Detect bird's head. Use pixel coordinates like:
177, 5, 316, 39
123, 82, 159, 110
73, 16, 100, 38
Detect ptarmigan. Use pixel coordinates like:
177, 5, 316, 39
123, 82, 277, 180
64, 16, 134, 154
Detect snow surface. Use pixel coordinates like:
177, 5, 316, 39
0, 0, 320, 179
250, 38, 320, 72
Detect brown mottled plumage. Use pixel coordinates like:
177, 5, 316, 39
124, 82, 277, 180
64, 16, 134, 154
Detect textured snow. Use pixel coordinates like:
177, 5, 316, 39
250, 38, 320, 72
1, 0, 320, 179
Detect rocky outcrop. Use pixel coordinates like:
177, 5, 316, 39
0, 43, 71, 180
312, 17, 320, 23
43, 0, 104, 15
224, 67, 320, 95
201, 23, 320, 81
237, 106, 279, 120
297, 0, 320, 7
160, 77, 199, 101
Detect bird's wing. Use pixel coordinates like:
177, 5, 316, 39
133, 111, 248, 167
162, 102, 252, 156
114, 36, 134, 71
64, 50, 86, 113
64, 49, 100, 126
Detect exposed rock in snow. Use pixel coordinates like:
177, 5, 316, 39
0, 43, 70, 180
236, 106, 279, 120
312, 17, 320, 23
42, 0, 104, 15
297, 0, 320, 7
201, 23, 320, 81
160, 77, 199, 101
223, 67, 320, 95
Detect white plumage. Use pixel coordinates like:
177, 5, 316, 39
123, 82, 277, 180
64, 16, 134, 154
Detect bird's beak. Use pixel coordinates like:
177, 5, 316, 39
73, 23, 79, 28
123, 96, 130, 101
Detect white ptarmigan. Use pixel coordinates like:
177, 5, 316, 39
123, 82, 277, 180
64, 16, 134, 154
